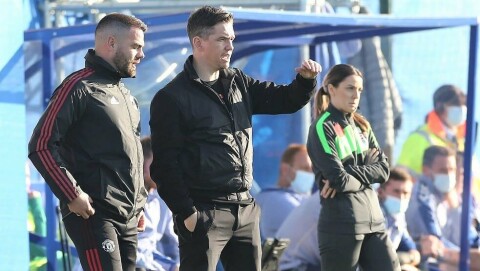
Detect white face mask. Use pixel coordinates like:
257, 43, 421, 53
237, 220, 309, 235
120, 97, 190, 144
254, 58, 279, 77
445, 105, 467, 126
290, 170, 315, 194
433, 173, 456, 194
383, 195, 409, 216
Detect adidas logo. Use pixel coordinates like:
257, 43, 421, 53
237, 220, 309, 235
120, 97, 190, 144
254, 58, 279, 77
110, 96, 120, 105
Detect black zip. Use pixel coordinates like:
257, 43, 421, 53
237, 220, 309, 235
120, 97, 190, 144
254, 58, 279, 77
118, 82, 142, 224
197, 80, 246, 186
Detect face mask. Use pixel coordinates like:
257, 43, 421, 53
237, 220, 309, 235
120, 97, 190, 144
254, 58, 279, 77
446, 105, 467, 126
433, 173, 456, 194
383, 195, 408, 215
290, 170, 315, 194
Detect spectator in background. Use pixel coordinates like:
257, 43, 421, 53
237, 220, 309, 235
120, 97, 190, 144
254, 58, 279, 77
419, 234, 480, 271
405, 145, 480, 269
397, 84, 466, 176
377, 167, 421, 270
275, 190, 322, 271
275, 168, 421, 271
137, 136, 179, 271
441, 152, 480, 248
256, 144, 314, 239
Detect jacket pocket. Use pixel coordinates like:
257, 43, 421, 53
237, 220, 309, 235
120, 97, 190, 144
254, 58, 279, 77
193, 203, 215, 237
197, 144, 241, 186
173, 203, 215, 243
104, 184, 132, 219
76, 167, 103, 199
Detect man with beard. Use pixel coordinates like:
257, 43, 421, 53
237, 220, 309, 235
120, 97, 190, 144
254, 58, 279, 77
28, 13, 148, 270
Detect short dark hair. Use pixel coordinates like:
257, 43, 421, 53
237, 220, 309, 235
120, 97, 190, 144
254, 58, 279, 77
380, 167, 412, 189
433, 84, 465, 113
281, 144, 307, 165
95, 13, 147, 35
140, 136, 152, 158
422, 145, 455, 167
187, 6, 233, 44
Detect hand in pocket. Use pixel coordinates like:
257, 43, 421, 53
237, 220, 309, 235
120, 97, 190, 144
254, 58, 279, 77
184, 211, 198, 232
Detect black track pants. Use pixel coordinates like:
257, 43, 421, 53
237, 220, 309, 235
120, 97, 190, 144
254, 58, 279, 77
63, 212, 138, 271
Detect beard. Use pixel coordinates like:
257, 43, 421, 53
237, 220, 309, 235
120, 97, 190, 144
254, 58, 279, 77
113, 51, 136, 77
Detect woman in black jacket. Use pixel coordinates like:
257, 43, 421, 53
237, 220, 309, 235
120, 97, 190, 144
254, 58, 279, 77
306, 64, 400, 271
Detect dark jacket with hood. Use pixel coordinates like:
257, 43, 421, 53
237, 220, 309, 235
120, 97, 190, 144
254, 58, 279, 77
307, 104, 389, 234
150, 55, 316, 219
28, 49, 147, 221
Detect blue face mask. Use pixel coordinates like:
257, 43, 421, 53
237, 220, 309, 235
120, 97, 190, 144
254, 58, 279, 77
446, 105, 467, 127
433, 173, 456, 194
290, 170, 315, 194
383, 195, 408, 216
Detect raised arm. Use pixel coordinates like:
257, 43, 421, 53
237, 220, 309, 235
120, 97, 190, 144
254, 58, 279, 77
235, 60, 320, 115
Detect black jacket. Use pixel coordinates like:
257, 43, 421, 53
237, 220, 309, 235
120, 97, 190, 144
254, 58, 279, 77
28, 50, 147, 221
306, 105, 389, 234
150, 55, 315, 218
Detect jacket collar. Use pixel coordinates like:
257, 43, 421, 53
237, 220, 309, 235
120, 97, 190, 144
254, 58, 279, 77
327, 103, 354, 125
183, 55, 236, 83
84, 49, 123, 82
425, 110, 466, 140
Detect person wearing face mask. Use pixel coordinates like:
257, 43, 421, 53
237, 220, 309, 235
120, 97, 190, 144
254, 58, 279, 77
378, 167, 421, 270
256, 144, 314, 240
136, 137, 180, 271
441, 152, 480, 249
405, 145, 480, 269
397, 84, 466, 176
275, 190, 322, 271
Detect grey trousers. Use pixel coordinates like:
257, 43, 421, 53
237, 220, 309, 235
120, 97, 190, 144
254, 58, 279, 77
175, 201, 262, 271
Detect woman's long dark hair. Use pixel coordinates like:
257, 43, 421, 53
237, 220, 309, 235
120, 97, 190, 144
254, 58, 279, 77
313, 64, 370, 133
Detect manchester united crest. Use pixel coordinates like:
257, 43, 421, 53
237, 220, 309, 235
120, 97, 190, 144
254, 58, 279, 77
102, 239, 115, 253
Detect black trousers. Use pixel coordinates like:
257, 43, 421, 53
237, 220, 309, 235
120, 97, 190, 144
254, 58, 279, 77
174, 201, 261, 271
318, 231, 400, 271
63, 212, 138, 271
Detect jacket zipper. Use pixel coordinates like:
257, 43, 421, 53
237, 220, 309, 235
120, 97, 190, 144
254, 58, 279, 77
364, 190, 374, 232
200, 81, 247, 186
118, 82, 142, 223
351, 118, 374, 232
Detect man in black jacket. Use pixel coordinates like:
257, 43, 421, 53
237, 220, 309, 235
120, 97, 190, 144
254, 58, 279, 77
28, 13, 148, 270
149, 6, 320, 271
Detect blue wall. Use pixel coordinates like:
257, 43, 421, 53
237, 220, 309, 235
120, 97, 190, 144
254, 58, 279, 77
0, 0, 29, 270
